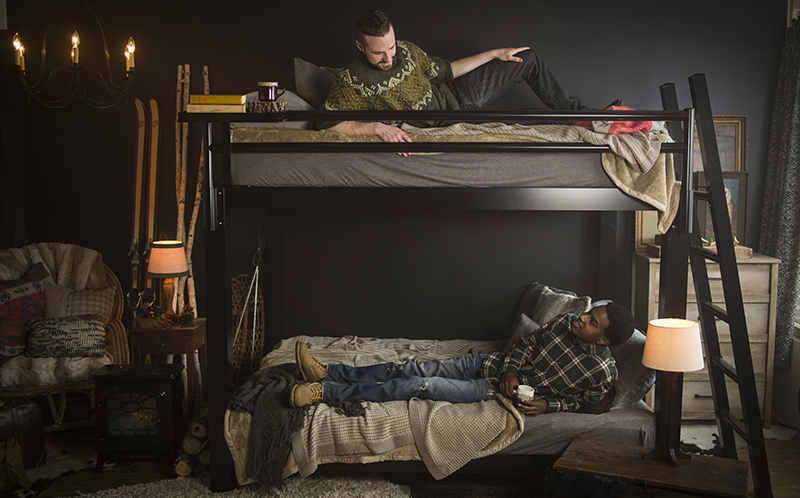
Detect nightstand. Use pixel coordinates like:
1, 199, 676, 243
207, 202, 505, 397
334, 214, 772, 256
632, 252, 779, 426
552, 438, 748, 498
129, 318, 207, 414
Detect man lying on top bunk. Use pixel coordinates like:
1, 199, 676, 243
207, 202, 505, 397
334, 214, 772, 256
317, 9, 622, 147
290, 302, 635, 416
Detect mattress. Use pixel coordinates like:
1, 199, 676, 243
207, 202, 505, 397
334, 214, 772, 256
226, 334, 656, 486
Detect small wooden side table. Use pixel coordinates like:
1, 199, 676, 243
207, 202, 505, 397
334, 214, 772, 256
553, 438, 748, 498
129, 318, 207, 414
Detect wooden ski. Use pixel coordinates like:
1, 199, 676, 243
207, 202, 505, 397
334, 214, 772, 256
143, 98, 160, 290
129, 98, 148, 294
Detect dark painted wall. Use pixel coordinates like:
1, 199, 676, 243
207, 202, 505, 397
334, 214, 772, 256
2, 1, 789, 338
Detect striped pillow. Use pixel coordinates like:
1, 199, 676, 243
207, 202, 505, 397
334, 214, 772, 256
45, 282, 115, 323
24, 314, 107, 358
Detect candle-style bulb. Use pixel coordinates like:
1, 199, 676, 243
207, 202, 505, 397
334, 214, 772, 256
71, 30, 80, 64
125, 37, 135, 71
12, 33, 25, 71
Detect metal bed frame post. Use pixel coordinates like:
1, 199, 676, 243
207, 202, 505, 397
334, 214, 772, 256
203, 119, 237, 491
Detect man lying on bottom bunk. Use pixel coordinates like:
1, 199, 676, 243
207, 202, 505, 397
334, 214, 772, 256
290, 303, 635, 416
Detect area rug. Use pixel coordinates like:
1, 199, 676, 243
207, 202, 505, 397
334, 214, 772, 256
72, 473, 410, 498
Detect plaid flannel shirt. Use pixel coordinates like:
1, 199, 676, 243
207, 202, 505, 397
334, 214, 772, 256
481, 313, 617, 413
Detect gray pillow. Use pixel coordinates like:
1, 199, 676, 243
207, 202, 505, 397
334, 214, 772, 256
294, 58, 342, 109
531, 286, 591, 325
502, 313, 540, 354
609, 328, 655, 408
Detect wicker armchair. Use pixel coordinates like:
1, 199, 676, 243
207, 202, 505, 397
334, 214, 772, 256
0, 243, 129, 431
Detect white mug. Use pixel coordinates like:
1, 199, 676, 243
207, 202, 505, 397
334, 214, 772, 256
516, 385, 535, 401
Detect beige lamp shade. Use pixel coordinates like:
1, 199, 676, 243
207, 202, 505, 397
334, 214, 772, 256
642, 318, 705, 372
147, 240, 189, 278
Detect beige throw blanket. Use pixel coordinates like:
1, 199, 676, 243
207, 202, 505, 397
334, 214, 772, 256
225, 395, 523, 485
232, 124, 680, 233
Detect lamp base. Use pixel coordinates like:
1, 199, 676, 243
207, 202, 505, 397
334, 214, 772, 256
644, 370, 691, 467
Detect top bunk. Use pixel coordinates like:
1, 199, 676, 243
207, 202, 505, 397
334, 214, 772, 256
180, 103, 694, 227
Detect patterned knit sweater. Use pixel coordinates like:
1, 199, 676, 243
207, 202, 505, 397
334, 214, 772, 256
318, 40, 459, 129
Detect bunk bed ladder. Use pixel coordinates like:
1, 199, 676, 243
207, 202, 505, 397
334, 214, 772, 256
685, 74, 772, 498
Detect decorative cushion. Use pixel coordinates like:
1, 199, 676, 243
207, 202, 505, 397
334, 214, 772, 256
24, 314, 107, 358
502, 313, 540, 354
0, 263, 53, 364
531, 286, 591, 325
609, 328, 655, 408
44, 282, 115, 323
294, 58, 342, 109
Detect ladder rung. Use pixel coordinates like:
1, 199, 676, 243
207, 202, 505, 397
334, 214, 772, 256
709, 356, 738, 382
692, 189, 710, 202
699, 301, 729, 323
690, 245, 722, 263
719, 410, 749, 441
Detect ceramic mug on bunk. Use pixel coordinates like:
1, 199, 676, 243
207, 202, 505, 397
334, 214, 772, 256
258, 82, 285, 102
516, 385, 535, 402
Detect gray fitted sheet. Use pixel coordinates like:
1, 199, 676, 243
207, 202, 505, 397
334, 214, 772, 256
231, 150, 614, 188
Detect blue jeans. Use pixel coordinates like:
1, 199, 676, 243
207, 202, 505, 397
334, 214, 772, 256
447, 50, 586, 111
321, 354, 495, 404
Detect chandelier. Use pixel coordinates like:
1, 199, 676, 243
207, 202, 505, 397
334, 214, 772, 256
11, 0, 136, 109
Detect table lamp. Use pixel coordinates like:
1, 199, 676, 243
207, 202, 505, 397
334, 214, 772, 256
641, 318, 705, 466
147, 240, 189, 317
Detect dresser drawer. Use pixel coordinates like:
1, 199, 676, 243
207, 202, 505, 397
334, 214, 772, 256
648, 263, 773, 303
682, 379, 765, 420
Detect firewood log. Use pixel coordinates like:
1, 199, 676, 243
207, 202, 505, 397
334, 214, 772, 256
197, 448, 210, 466
173, 450, 195, 477
182, 435, 207, 456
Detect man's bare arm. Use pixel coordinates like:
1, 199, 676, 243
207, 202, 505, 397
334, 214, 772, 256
324, 121, 412, 143
450, 47, 530, 78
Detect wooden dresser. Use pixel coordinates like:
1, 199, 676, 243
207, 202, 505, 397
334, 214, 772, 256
632, 252, 779, 426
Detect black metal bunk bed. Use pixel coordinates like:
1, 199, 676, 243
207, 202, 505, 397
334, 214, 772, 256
182, 76, 769, 494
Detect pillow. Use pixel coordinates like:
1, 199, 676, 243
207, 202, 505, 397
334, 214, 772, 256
609, 328, 655, 408
44, 282, 114, 323
0, 262, 53, 364
512, 282, 580, 334
24, 314, 107, 358
294, 58, 342, 109
44, 282, 115, 323
531, 286, 591, 325
502, 313, 540, 354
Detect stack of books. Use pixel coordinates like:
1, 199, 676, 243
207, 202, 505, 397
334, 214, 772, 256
186, 94, 248, 113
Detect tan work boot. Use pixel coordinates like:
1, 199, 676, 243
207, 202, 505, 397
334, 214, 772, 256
295, 341, 327, 381
290, 382, 323, 407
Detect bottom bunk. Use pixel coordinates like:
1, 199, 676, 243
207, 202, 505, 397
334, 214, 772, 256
223, 283, 656, 487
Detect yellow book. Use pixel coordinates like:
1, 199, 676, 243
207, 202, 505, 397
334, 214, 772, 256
186, 103, 246, 113
189, 94, 248, 104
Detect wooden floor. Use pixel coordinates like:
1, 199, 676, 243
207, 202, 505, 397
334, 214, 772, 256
20, 424, 800, 497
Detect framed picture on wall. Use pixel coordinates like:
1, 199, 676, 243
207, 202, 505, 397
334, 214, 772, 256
635, 115, 748, 252
692, 115, 748, 172
694, 171, 748, 245
790, 0, 800, 26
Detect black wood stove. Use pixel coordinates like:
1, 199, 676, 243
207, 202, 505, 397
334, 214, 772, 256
93, 363, 183, 470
